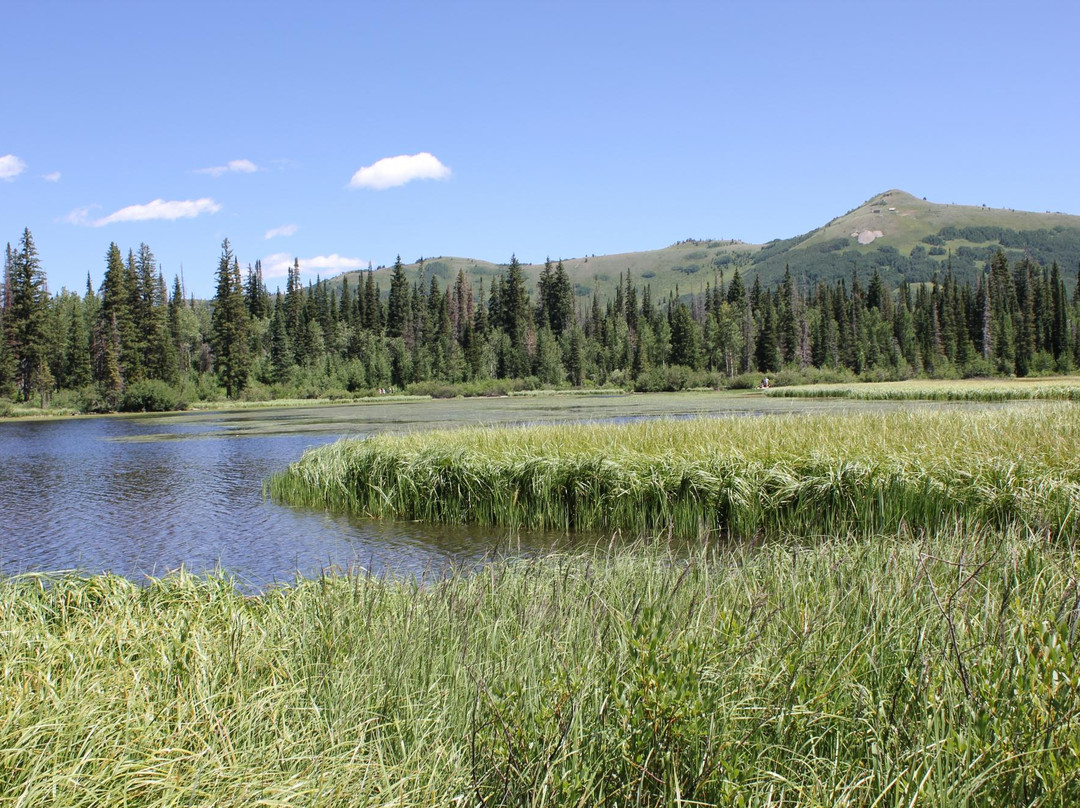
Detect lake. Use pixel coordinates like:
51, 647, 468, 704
0, 391, 956, 587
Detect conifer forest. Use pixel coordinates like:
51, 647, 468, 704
3, 228, 1079, 412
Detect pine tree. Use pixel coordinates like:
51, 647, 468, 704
550, 260, 574, 338
1013, 257, 1036, 376
0, 245, 15, 395
246, 260, 268, 319
500, 255, 531, 378
269, 296, 293, 383
386, 256, 411, 338
1050, 263, 1068, 361
565, 324, 586, 386
726, 268, 746, 308
754, 293, 781, 373
7, 229, 51, 401
284, 258, 304, 355
363, 267, 380, 332
668, 301, 700, 369
210, 240, 250, 398
100, 243, 142, 384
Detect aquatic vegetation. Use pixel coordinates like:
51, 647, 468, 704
1, 531, 1076, 805
268, 404, 1080, 538
766, 377, 1080, 402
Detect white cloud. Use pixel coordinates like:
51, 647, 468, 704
61, 205, 96, 226
261, 252, 367, 279
42, 171, 61, 183
0, 154, 27, 181
349, 152, 450, 190
92, 198, 221, 227
264, 223, 298, 240
195, 158, 259, 177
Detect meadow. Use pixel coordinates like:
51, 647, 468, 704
2, 529, 1077, 806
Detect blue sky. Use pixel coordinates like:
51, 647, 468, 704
2, 0, 1078, 298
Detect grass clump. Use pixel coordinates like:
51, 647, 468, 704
1, 531, 1078, 805
268, 404, 1080, 539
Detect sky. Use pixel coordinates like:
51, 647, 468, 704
2, 0, 1078, 298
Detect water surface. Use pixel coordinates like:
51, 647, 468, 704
0, 391, 985, 587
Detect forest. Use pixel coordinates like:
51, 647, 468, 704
3, 227, 1080, 413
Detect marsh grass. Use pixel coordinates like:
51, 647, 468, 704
1, 531, 1077, 805
766, 378, 1080, 402
268, 404, 1080, 539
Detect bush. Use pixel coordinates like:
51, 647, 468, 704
1030, 351, 1056, 376
179, 373, 224, 402
633, 365, 693, 392
962, 356, 997, 379
237, 380, 272, 403
725, 372, 761, 390
120, 380, 185, 412
405, 381, 459, 399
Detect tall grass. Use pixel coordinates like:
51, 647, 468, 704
766, 378, 1080, 402
1, 531, 1077, 805
268, 404, 1080, 538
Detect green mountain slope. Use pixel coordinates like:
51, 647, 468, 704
333, 191, 1080, 301
750, 190, 1080, 289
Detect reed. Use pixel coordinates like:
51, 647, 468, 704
267, 404, 1080, 539
766, 378, 1080, 402
1, 530, 1077, 805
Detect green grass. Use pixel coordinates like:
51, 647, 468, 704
768, 377, 1080, 402
268, 404, 1080, 539
1, 531, 1077, 805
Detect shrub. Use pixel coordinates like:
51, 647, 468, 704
1030, 351, 1056, 376
120, 380, 185, 412
633, 365, 693, 392
962, 356, 997, 378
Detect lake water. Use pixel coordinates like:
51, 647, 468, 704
0, 391, 955, 587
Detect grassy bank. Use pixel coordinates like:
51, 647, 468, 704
268, 404, 1080, 538
1, 531, 1076, 806
766, 377, 1080, 402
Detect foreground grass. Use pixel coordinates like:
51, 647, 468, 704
766, 377, 1080, 402
268, 404, 1080, 538
1, 531, 1077, 806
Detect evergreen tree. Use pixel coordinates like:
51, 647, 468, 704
1013, 257, 1036, 376
778, 265, 799, 365
100, 243, 142, 385
246, 260, 268, 319
6, 229, 51, 401
754, 293, 781, 373
386, 256, 411, 338
0, 245, 15, 395
500, 255, 531, 378
668, 301, 701, 369
210, 240, 250, 398
363, 267, 381, 332
268, 294, 293, 384
726, 268, 746, 308
284, 258, 304, 357
1050, 262, 1068, 361
549, 260, 574, 338
565, 324, 586, 386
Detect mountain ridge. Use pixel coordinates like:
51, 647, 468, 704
331, 190, 1080, 301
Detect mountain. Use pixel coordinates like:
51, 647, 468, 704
332, 191, 1080, 302
748, 190, 1080, 289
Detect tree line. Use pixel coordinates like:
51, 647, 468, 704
3, 229, 1080, 411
